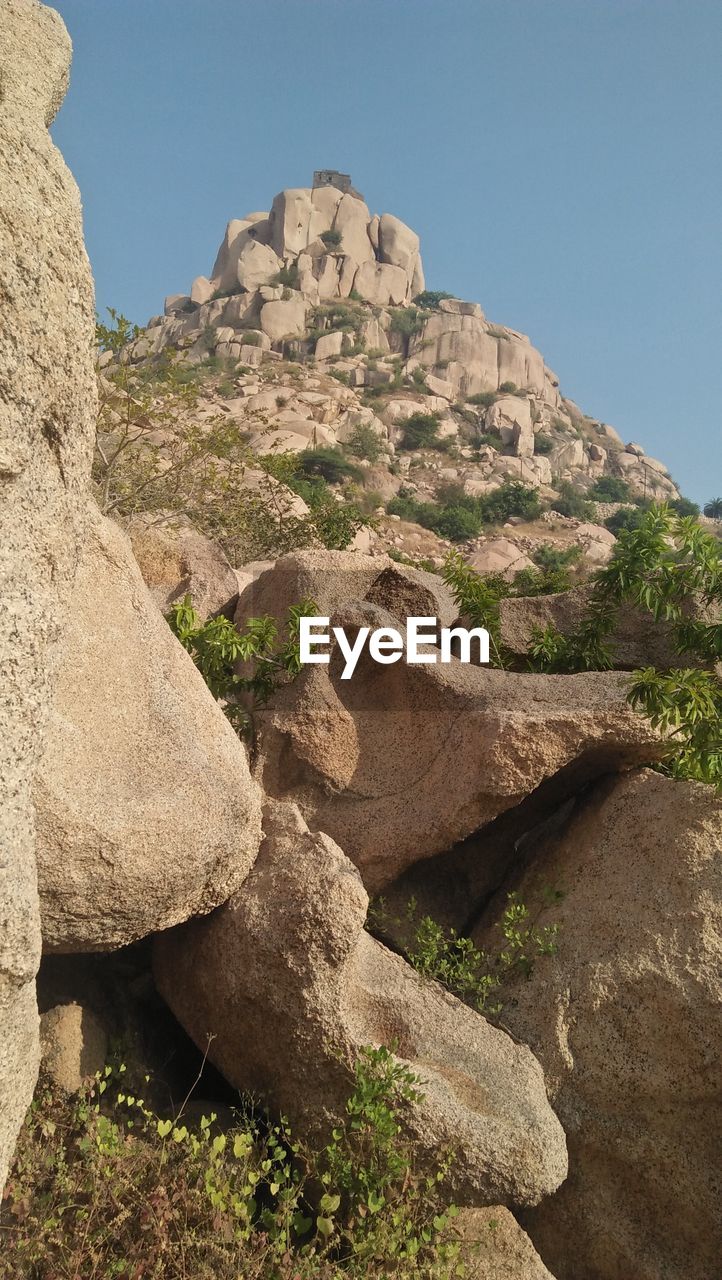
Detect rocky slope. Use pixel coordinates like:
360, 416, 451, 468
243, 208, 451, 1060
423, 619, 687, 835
115, 176, 683, 579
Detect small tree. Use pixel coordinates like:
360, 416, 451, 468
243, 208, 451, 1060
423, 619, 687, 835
400, 413, 442, 450
703, 497, 722, 520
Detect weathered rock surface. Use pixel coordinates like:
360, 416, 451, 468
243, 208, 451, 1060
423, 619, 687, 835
253, 593, 663, 893
473, 770, 722, 1280
154, 802, 568, 1208
468, 537, 535, 579
454, 1207, 556, 1279
129, 514, 239, 624
127, 513, 240, 620
34, 506, 263, 952
0, 0, 96, 1190
234, 549, 457, 636
40, 1002, 107, 1094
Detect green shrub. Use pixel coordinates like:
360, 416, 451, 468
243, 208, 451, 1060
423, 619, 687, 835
525, 505, 722, 786
549, 482, 595, 521
413, 291, 455, 310
466, 390, 497, 408
297, 446, 363, 485
605, 505, 646, 535
346, 422, 384, 463
272, 262, 300, 289
670, 495, 701, 517
3, 1049, 462, 1280
320, 228, 343, 249
167, 594, 312, 738
371, 894, 559, 1020
434, 505, 482, 542
533, 433, 554, 455
498, 381, 520, 394
587, 476, 631, 503
399, 412, 443, 450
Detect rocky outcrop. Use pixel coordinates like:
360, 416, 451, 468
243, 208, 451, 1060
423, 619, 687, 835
34, 507, 263, 952
234, 549, 458, 636
0, 0, 96, 1189
154, 801, 568, 1209
473, 770, 722, 1280
249, 567, 663, 892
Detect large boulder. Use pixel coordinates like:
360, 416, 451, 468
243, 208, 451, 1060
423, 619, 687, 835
468, 538, 535, 579
378, 211, 422, 280
259, 295, 307, 342
34, 507, 263, 952
473, 770, 722, 1280
234, 549, 457, 636
354, 259, 410, 306
154, 802, 568, 1209
235, 238, 281, 291
253, 594, 663, 893
0, 0, 96, 1190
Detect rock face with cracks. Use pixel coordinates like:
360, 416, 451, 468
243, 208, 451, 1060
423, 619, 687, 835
34, 506, 263, 953
154, 801, 568, 1208
473, 770, 722, 1280
252, 593, 663, 893
0, 0, 96, 1190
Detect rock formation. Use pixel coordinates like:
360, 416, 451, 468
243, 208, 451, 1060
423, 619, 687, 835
0, 0, 96, 1189
34, 507, 263, 952
155, 802, 568, 1209
473, 770, 722, 1280
240, 558, 663, 892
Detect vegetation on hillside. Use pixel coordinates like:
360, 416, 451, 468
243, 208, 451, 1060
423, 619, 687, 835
93, 312, 368, 561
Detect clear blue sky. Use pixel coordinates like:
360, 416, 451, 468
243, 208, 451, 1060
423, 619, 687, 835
51, 0, 721, 504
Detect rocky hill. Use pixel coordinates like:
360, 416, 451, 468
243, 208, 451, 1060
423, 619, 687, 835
115, 175, 683, 579
2, 9, 721, 1280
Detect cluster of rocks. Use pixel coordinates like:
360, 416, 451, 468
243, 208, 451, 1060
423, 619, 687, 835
2, 9, 719, 1280
118, 181, 679, 518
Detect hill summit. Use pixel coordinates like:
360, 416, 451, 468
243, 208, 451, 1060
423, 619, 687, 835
120, 176, 682, 574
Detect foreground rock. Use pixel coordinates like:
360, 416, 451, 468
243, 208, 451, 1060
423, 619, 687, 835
474, 770, 722, 1280
155, 802, 567, 1208
454, 1207, 556, 1279
253, 595, 662, 893
0, 0, 96, 1189
35, 507, 263, 952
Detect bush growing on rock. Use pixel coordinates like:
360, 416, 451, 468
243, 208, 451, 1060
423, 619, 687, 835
345, 422, 384, 463
167, 592, 314, 739
297, 446, 363, 485
399, 413, 445, 450
549, 482, 595, 521
524, 505, 722, 786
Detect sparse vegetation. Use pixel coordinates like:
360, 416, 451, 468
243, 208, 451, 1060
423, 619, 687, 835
320, 228, 343, 249
549, 481, 595, 521
413, 291, 454, 310
167, 593, 313, 739
587, 476, 632, 503
345, 422, 384, 463
2, 1048, 463, 1280
370, 894, 560, 1020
